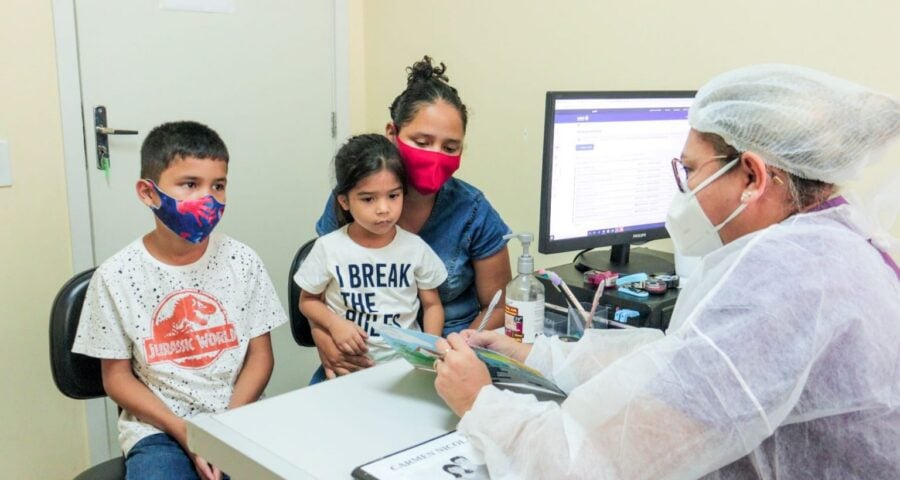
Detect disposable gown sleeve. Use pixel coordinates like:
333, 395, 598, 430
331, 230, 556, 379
459, 270, 830, 479
525, 329, 665, 392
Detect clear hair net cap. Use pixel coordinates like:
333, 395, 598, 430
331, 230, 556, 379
689, 64, 900, 184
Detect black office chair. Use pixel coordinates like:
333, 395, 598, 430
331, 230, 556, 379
49, 268, 126, 480
288, 238, 318, 347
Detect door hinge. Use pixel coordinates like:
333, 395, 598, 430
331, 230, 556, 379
330, 112, 337, 138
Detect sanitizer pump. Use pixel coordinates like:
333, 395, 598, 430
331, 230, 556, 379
503, 233, 545, 343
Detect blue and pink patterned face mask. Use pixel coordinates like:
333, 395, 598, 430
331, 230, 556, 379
146, 181, 225, 244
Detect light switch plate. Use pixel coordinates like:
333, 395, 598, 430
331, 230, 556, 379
0, 140, 10, 187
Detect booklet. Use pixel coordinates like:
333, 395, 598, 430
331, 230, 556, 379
373, 324, 567, 401
352, 430, 490, 480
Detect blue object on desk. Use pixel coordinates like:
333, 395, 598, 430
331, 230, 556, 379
616, 273, 650, 298
614, 309, 641, 323
618, 286, 649, 298
616, 273, 649, 286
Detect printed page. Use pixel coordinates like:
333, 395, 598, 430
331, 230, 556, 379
373, 323, 443, 371
473, 347, 567, 400
353, 431, 489, 480
373, 324, 567, 400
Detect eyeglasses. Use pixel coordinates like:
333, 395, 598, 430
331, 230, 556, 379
671, 154, 786, 193
670, 155, 737, 193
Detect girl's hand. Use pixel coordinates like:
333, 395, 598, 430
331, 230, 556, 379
330, 319, 369, 356
434, 334, 492, 417
459, 329, 532, 363
311, 326, 374, 378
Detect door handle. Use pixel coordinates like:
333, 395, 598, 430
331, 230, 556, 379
94, 106, 138, 171
96, 127, 138, 135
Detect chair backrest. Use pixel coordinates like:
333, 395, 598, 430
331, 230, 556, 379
49, 268, 106, 400
288, 238, 317, 347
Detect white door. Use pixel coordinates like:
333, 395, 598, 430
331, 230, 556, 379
68, 0, 336, 460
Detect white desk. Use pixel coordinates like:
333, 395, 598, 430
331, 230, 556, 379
187, 360, 457, 479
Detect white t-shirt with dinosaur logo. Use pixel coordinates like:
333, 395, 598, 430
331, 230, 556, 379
72, 233, 287, 455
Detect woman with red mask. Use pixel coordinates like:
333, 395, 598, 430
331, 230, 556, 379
308, 56, 513, 382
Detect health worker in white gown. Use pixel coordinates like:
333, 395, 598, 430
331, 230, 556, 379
433, 64, 900, 480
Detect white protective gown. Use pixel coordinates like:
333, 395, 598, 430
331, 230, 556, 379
458, 204, 900, 479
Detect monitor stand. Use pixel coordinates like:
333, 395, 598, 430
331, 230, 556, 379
574, 244, 675, 275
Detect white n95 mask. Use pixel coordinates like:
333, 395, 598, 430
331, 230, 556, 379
665, 158, 748, 257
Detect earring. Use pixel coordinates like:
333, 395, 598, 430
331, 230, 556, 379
741, 190, 753, 202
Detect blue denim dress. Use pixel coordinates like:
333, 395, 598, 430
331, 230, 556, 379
316, 178, 511, 335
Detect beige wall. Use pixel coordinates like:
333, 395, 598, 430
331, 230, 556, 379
0, 0, 89, 477
355, 0, 900, 268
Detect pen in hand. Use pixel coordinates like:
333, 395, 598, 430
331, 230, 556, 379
476, 289, 503, 332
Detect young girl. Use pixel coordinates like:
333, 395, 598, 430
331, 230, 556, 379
312, 57, 511, 381
295, 134, 446, 371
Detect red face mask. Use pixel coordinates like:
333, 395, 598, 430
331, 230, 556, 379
395, 137, 461, 195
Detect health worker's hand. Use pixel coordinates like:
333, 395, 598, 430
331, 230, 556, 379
311, 325, 374, 378
434, 333, 492, 417
460, 329, 532, 363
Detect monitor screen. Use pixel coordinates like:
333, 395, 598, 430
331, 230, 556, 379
538, 91, 694, 269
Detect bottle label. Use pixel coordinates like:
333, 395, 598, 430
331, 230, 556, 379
504, 299, 545, 343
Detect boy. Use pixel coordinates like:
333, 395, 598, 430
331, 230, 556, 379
73, 121, 287, 480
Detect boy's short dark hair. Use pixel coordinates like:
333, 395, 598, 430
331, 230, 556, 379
140, 121, 229, 182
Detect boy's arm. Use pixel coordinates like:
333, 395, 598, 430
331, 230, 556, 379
101, 359, 221, 479
300, 290, 368, 355
228, 333, 274, 409
101, 359, 190, 448
420, 288, 445, 336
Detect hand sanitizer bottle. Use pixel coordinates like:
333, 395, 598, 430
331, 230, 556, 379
504, 233, 545, 343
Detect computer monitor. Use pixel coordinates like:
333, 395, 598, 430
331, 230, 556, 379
538, 90, 695, 273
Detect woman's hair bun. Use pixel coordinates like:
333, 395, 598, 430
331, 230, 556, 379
389, 55, 467, 132
406, 55, 448, 86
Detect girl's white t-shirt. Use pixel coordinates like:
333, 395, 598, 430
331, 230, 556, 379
294, 225, 447, 361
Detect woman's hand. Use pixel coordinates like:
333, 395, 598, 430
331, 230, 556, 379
311, 325, 374, 378
434, 333, 492, 417
460, 329, 532, 363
